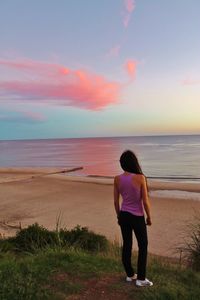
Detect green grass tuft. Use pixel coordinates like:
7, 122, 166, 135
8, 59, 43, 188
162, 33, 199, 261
178, 213, 200, 271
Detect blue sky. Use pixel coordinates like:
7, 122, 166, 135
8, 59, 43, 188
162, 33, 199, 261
0, 0, 200, 140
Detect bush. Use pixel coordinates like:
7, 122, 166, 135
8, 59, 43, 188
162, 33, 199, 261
14, 223, 58, 252
1, 223, 108, 253
60, 225, 108, 252
179, 214, 200, 271
0, 237, 16, 253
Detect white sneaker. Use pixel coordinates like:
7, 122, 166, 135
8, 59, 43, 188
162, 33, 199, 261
136, 278, 153, 287
126, 274, 137, 282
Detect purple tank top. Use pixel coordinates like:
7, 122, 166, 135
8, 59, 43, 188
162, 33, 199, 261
118, 173, 144, 216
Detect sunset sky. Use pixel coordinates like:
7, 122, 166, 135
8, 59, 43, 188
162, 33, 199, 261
0, 0, 200, 140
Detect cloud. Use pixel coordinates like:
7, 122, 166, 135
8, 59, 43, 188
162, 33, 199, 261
19, 110, 46, 122
0, 59, 69, 77
0, 110, 45, 123
0, 59, 122, 110
107, 45, 121, 58
123, 0, 135, 28
182, 78, 200, 85
125, 59, 137, 79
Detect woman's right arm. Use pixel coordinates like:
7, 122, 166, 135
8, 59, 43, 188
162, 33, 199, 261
141, 175, 152, 226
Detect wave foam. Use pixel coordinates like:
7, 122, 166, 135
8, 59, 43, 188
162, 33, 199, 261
150, 190, 200, 201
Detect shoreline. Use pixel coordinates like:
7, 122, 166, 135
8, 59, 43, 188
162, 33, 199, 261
1, 167, 200, 202
1, 167, 200, 192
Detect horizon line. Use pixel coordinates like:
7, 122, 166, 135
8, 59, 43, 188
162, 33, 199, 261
1, 133, 200, 142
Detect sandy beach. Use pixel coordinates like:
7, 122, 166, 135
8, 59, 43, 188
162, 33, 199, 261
0, 168, 200, 258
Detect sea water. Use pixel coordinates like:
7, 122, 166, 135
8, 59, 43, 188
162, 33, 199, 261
0, 135, 200, 180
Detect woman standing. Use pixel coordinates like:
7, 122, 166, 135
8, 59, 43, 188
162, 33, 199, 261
114, 150, 153, 287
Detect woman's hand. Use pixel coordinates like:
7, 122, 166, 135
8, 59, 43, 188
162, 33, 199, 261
146, 217, 152, 226
117, 214, 120, 225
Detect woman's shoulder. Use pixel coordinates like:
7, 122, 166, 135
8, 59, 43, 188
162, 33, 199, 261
114, 174, 122, 184
133, 173, 146, 183
114, 174, 120, 180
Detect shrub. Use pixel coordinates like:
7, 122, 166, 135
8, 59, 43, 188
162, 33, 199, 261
0, 237, 15, 253
60, 225, 108, 252
2, 223, 108, 253
179, 214, 200, 271
14, 223, 58, 252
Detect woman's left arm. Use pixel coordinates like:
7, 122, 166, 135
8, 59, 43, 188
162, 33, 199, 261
114, 176, 120, 217
141, 175, 152, 226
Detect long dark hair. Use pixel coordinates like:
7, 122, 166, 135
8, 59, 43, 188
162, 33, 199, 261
120, 150, 143, 174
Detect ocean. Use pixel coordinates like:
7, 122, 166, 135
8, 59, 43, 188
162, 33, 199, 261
0, 135, 200, 181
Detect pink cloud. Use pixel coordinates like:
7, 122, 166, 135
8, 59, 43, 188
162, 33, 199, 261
0, 59, 69, 77
107, 45, 121, 58
125, 59, 137, 79
18, 110, 46, 121
0, 59, 122, 110
123, 0, 135, 28
182, 78, 200, 85
0, 110, 45, 123
125, 0, 135, 12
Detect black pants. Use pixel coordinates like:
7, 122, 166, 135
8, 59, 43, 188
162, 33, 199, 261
118, 211, 148, 280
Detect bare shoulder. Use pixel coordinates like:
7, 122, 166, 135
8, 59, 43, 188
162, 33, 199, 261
114, 175, 120, 185
134, 174, 146, 184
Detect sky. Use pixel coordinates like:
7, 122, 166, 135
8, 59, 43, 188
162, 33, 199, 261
0, 0, 200, 140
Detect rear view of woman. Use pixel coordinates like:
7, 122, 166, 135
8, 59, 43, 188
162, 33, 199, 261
114, 150, 153, 287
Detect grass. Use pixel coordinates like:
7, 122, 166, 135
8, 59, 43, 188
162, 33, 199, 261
0, 223, 199, 299
0, 248, 199, 300
0, 248, 122, 300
